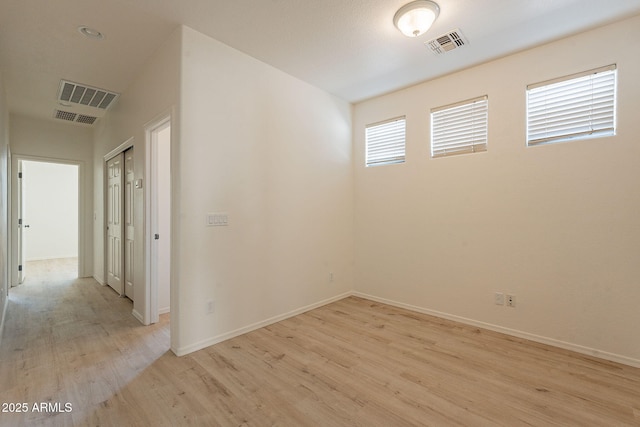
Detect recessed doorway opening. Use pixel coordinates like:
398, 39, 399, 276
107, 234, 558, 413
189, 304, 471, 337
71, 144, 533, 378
146, 116, 171, 325
16, 159, 80, 283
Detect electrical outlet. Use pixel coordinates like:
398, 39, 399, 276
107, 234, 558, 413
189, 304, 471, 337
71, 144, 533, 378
206, 300, 215, 314
506, 294, 516, 307
494, 292, 504, 305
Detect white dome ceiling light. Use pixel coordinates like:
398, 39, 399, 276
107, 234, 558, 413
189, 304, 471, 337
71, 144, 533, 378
393, 0, 440, 38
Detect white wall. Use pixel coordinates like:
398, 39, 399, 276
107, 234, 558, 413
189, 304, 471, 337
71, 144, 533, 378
22, 161, 78, 261
9, 115, 93, 279
92, 26, 353, 355
0, 71, 10, 338
10, 115, 93, 161
93, 27, 181, 323
353, 15, 640, 366
175, 26, 353, 354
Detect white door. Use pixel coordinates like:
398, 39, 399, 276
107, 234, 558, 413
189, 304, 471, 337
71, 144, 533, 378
107, 153, 124, 295
124, 149, 135, 300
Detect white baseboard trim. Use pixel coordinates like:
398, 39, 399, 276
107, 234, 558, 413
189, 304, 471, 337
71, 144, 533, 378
158, 307, 170, 315
93, 275, 106, 286
175, 291, 352, 357
0, 296, 8, 347
26, 255, 78, 261
353, 292, 640, 369
132, 309, 144, 324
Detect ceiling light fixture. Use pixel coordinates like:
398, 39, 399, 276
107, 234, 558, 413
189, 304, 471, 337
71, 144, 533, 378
77, 26, 104, 40
393, 0, 440, 38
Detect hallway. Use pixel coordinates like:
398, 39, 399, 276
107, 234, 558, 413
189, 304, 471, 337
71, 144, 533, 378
0, 258, 170, 426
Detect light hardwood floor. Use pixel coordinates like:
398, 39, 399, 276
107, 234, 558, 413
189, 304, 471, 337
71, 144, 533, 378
1, 259, 639, 426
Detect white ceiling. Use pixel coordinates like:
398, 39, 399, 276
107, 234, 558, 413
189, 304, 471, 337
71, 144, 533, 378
1, 0, 640, 125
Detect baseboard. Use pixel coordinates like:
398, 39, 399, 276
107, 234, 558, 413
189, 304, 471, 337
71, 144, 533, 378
26, 255, 78, 261
158, 306, 170, 315
175, 291, 352, 356
166, 289, 640, 368
353, 292, 640, 369
0, 295, 7, 347
132, 309, 144, 324
93, 275, 105, 286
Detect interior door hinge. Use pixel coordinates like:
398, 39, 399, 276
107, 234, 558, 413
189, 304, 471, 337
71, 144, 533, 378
18, 265, 22, 272
18, 172, 22, 179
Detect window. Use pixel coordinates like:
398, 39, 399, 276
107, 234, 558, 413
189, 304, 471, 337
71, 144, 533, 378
431, 96, 488, 158
365, 117, 406, 167
526, 65, 617, 146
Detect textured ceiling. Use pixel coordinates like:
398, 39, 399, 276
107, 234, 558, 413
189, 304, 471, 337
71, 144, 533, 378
1, 0, 640, 125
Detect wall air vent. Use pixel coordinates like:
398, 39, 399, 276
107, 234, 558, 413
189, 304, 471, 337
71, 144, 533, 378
57, 80, 119, 110
54, 109, 98, 125
426, 29, 468, 55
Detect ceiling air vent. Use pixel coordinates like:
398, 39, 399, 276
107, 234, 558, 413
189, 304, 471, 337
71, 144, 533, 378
55, 110, 77, 122
54, 109, 98, 125
426, 29, 468, 55
57, 80, 119, 110
76, 114, 98, 125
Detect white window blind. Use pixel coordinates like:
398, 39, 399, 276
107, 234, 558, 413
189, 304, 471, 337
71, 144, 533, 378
365, 117, 406, 167
431, 96, 488, 158
526, 65, 616, 146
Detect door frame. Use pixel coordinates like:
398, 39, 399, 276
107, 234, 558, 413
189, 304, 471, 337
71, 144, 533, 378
17, 160, 24, 284
145, 113, 172, 326
10, 154, 86, 285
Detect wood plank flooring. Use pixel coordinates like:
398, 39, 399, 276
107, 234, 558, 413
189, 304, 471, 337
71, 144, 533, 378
1, 259, 639, 426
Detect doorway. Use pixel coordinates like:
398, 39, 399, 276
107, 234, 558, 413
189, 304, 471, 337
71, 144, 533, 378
146, 116, 171, 324
16, 159, 79, 283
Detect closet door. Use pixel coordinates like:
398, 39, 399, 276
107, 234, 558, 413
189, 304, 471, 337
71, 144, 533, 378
107, 153, 124, 295
124, 148, 135, 300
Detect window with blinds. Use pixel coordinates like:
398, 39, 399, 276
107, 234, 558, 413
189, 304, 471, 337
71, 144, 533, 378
365, 117, 406, 167
431, 96, 488, 158
526, 65, 617, 146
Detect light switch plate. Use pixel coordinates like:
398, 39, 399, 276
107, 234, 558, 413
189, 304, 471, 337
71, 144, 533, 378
206, 212, 229, 227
